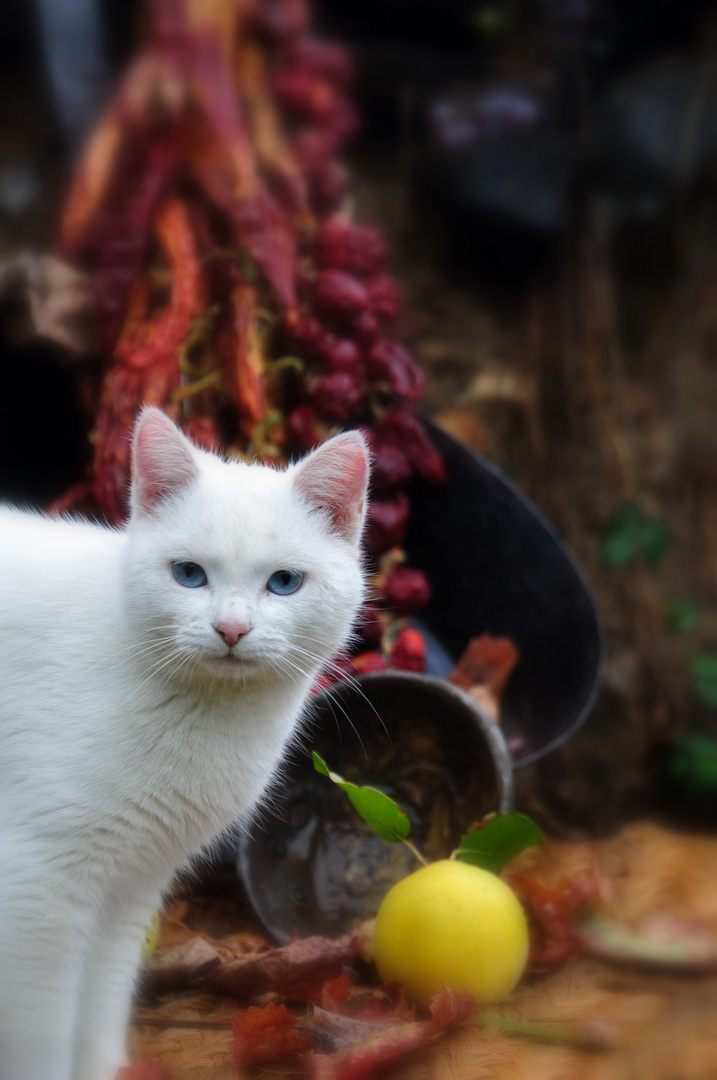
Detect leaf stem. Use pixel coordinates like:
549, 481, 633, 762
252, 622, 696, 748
475, 1014, 574, 1040
473, 1013, 612, 1049
400, 836, 429, 867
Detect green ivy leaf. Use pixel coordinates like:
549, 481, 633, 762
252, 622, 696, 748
601, 501, 671, 570
311, 751, 411, 844
601, 502, 640, 569
665, 598, 700, 634
690, 654, 717, 708
455, 813, 543, 874
668, 735, 717, 794
640, 519, 672, 567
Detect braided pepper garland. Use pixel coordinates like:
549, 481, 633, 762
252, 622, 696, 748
54, 0, 446, 678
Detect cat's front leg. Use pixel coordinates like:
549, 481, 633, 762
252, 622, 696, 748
73, 885, 163, 1080
0, 866, 89, 1080
0, 959, 82, 1080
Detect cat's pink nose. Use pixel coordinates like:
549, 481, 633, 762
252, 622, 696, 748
214, 622, 250, 648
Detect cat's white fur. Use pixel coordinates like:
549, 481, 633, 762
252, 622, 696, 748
0, 407, 369, 1080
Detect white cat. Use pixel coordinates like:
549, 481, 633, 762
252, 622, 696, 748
0, 406, 369, 1080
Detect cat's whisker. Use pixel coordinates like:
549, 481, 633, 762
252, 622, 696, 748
288, 658, 372, 758
322, 669, 390, 743
133, 647, 193, 694
314, 686, 368, 759
271, 654, 315, 689
287, 644, 391, 744
117, 632, 181, 664
122, 639, 179, 664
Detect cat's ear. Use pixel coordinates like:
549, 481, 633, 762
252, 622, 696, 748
131, 407, 200, 516
293, 431, 370, 545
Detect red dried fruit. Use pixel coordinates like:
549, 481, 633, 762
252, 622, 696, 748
357, 603, 383, 646
382, 566, 431, 615
293, 109, 358, 172
376, 406, 446, 483
390, 628, 427, 673
320, 98, 360, 145
182, 416, 220, 452
313, 371, 365, 420
367, 274, 402, 322
353, 310, 380, 347
352, 650, 389, 674
365, 340, 424, 402
314, 269, 368, 319
371, 440, 413, 494
248, 0, 310, 42
283, 314, 326, 358
286, 38, 354, 87
364, 494, 409, 555
308, 161, 348, 212
272, 68, 337, 121
318, 337, 362, 374
315, 220, 387, 278
286, 404, 327, 449
292, 128, 337, 171
233, 1003, 314, 1067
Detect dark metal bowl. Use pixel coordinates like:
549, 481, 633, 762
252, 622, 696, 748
239, 672, 513, 944
406, 421, 603, 766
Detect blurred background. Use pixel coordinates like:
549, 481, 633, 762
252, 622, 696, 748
1, 0, 717, 836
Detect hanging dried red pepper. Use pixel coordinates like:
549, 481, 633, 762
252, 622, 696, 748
116, 197, 200, 370
226, 282, 266, 434
53, 0, 446, 671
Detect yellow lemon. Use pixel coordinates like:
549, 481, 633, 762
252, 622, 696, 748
373, 859, 529, 1007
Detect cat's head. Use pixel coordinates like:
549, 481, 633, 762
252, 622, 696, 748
120, 407, 369, 690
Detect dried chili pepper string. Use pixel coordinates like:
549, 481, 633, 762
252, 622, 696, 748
55, 0, 442, 670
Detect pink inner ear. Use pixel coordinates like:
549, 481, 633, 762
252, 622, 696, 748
132, 408, 199, 513
295, 432, 370, 541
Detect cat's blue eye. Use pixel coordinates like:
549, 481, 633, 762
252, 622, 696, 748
267, 569, 305, 596
171, 561, 208, 589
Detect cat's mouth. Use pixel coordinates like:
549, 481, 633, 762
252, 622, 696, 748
212, 650, 257, 666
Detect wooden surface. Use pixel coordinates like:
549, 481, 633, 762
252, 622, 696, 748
129, 821, 717, 1079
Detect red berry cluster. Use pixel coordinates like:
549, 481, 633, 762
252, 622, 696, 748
278, 215, 445, 680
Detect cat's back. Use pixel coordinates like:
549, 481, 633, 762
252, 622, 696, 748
0, 505, 123, 636
0, 504, 121, 574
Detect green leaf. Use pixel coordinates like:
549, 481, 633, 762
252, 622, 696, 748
665, 597, 700, 634
455, 813, 543, 874
601, 502, 640, 569
689, 654, 717, 709
311, 751, 411, 844
601, 501, 671, 570
668, 735, 717, 795
640, 517, 672, 567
